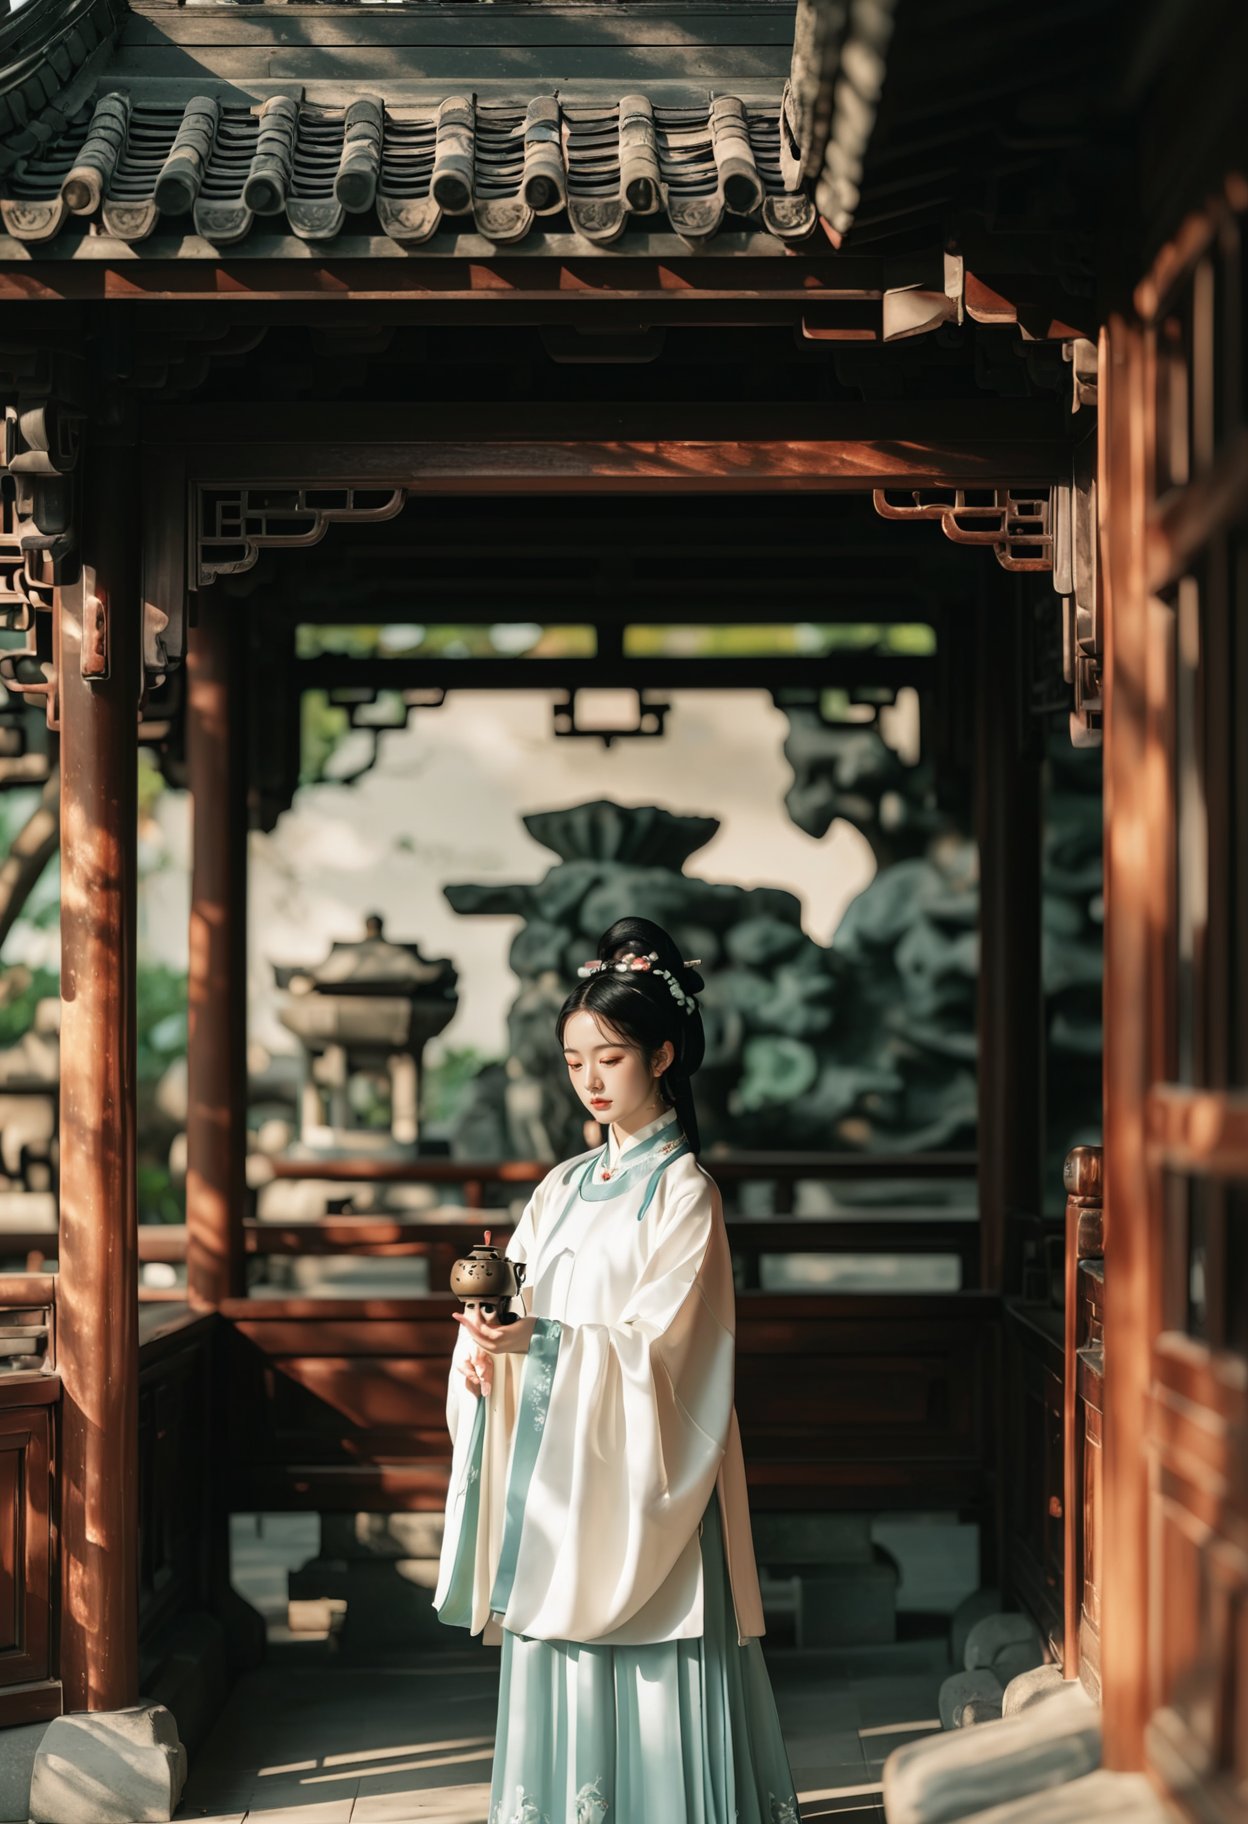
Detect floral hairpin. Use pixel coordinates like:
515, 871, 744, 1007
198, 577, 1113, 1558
577, 950, 701, 1015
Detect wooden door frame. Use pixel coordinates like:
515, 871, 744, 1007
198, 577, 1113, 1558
1099, 178, 1248, 1792
150, 401, 1059, 1614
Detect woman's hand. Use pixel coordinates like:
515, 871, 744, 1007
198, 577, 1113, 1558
460, 1347, 492, 1399
453, 1307, 537, 1376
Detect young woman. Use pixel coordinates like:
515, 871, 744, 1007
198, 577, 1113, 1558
434, 915, 802, 1824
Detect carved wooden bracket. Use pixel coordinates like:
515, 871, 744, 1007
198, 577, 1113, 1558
0, 533, 60, 730
1052, 429, 1101, 749
554, 688, 671, 746
0, 366, 84, 731
872, 486, 1053, 571
872, 340, 1102, 746
195, 484, 409, 587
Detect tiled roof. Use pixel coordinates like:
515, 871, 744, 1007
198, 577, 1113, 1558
1, 86, 816, 251
0, 0, 126, 172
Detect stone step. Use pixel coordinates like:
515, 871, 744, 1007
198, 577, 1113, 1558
964, 1611, 1046, 1686
951, 1769, 1176, 1823
287, 1555, 450, 1653
752, 1511, 875, 1566
797, 1545, 900, 1649
950, 1586, 1002, 1666
883, 1683, 1101, 1824
939, 1668, 1004, 1728
1002, 1664, 1068, 1716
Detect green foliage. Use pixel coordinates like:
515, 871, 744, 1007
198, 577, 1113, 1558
623, 622, 937, 658
300, 689, 352, 786
136, 748, 167, 823
0, 790, 60, 941
296, 624, 596, 661
424, 1045, 500, 1128
136, 963, 187, 1083
138, 1162, 183, 1227
0, 965, 58, 1047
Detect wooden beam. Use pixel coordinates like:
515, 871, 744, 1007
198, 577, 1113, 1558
56, 428, 141, 1713
118, 4, 797, 51
0, 247, 885, 308
1145, 1085, 1248, 1176
186, 598, 249, 1306
145, 399, 1069, 505
153, 397, 1066, 450
294, 654, 936, 692
259, 1149, 977, 1183
133, 1213, 978, 1260
196, 442, 1061, 491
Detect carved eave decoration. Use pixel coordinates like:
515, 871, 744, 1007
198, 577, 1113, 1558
872, 338, 1103, 748
196, 485, 409, 589
0, 347, 84, 731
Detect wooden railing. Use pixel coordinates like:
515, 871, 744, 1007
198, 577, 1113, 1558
1000, 1145, 1105, 1677
124, 1211, 979, 1291
0, 1153, 997, 1646
258, 1149, 977, 1202
4, 1152, 981, 1294
137, 1306, 217, 1662
216, 1286, 1000, 1521
0, 1275, 231, 1728
0, 1273, 58, 1723
1065, 1148, 1103, 1700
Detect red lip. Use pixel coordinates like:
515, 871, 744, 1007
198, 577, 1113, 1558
590, 1100, 611, 1108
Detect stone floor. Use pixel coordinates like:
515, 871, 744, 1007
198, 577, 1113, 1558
161, 1517, 952, 1824
168, 1632, 948, 1824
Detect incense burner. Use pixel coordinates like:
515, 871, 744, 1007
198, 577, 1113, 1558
450, 1231, 527, 1325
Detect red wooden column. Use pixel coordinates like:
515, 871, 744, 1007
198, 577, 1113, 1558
186, 597, 248, 1307
57, 427, 141, 1711
974, 574, 1044, 1296
1098, 313, 1157, 1770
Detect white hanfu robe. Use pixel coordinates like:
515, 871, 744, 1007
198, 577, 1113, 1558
433, 1107, 766, 1649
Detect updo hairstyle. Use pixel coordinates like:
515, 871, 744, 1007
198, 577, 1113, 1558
555, 916, 705, 1155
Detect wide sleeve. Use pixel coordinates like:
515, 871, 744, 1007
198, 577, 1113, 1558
487, 1173, 736, 1644
442, 1188, 539, 1448
432, 1176, 548, 1637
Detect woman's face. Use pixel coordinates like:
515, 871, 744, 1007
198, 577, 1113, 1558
561, 1007, 673, 1128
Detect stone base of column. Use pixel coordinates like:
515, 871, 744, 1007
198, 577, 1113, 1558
20, 1702, 186, 1824
882, 1681, 1100, 1824
142, 1610, 233, 1763
923, 1769, 1173, 1824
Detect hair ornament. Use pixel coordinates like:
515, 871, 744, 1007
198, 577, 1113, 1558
576, 949, 700, 1015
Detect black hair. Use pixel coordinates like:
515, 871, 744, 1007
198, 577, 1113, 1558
556, 916, 706, 1155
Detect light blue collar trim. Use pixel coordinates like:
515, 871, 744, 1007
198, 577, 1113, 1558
608, 1104, 679, 1168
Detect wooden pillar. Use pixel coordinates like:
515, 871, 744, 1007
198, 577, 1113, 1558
1098, 315, 1157, 1769
57, 427, 141, 1712
186, 598, 248, 1307
974, 575, 1044, 1296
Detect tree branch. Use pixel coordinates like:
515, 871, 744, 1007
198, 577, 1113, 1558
0, 765, 59, 955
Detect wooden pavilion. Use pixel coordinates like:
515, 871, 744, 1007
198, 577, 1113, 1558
0, 0, 1243, 1818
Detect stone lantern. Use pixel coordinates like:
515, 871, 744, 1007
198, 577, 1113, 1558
274, 914, 458, 1157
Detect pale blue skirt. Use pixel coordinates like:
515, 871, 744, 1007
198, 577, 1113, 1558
487, 1493, 801, 1824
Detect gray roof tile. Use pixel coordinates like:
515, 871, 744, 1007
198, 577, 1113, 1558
1, 85, 815, 252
